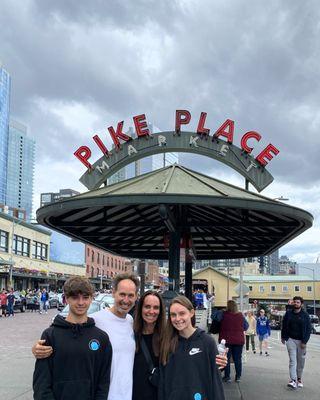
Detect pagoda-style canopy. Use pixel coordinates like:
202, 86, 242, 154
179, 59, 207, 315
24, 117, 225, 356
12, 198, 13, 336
37, 165, 313, 260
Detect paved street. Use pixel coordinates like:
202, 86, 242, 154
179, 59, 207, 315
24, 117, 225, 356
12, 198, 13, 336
1, 310, 320, 400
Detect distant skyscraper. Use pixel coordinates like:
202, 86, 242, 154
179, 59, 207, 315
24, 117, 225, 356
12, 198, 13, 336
6, 119, 35, 221
40, 188, 80, 207
0, 65, 11, 204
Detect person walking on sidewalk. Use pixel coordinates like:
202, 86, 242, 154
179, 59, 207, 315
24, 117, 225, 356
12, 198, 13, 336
256, 309, 270, 356
0, 288, 7, 317
245, 311, 256, 353
7, 288, 15, 317
39, 288, 49, 314
218, 300, 248, 383
281, 296, 311, 389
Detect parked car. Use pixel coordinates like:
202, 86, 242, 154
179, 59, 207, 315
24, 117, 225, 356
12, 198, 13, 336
48, 293, 59, 309
311, 323, 320, 334
94, 293, 114, 307
13, 292, 27, 313
56, 296, 113, 320
269, 319, 281, 330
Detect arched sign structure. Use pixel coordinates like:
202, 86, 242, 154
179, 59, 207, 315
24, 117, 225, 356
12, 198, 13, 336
79, 131, 274, 192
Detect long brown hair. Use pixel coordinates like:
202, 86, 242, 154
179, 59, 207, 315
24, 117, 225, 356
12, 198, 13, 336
133, 290, 166, 356
160, 295, 194, 365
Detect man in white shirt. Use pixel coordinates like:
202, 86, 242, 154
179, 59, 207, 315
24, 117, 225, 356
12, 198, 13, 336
32, 273, 139, 400
92, 274, 139, 400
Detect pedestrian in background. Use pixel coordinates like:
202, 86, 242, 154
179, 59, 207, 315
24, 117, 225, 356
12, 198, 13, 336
219, 300, 248, 383
281, 296, 311, 389
256, 309, 270, 356
132, 290, 166, 400
245, 311, 256, 354
39, 288, 48, 314
7, 288, 15, 317
0, 288, 7, 317
159, 295, 226, 400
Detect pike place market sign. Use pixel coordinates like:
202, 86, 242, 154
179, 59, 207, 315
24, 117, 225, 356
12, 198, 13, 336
75, 110, 280, 192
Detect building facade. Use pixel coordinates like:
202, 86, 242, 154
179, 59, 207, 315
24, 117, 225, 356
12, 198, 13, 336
0, 212, 85, 290
0, 65, 11, 204
85, 244, 133, 288
6, 119, 35, 221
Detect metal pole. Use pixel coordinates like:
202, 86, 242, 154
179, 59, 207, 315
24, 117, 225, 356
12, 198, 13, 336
227, 265, 230, 302
185, 247, 193, 302
100, 273, 103, 290
239, 262, 244, 312
313, 269, 316, 316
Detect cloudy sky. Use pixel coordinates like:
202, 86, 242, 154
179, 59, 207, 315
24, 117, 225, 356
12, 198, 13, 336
1, 0, 319, 263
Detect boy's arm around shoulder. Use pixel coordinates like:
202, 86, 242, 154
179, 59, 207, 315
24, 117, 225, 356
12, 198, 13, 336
95, 330, 113, 400
33, 328, 55, 400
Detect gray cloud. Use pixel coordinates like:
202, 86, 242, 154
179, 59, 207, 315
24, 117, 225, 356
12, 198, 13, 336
1, 1, 319, 231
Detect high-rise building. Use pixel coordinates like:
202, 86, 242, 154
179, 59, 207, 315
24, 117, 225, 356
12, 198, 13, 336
6, 119, 35, 221
0, 65, 11, 204
40, 188, 80, 207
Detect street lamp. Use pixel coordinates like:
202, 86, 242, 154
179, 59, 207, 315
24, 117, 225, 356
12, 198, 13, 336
302, 266, 316, 316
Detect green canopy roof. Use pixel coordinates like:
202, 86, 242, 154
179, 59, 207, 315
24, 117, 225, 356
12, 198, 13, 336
37, 164, 313, 260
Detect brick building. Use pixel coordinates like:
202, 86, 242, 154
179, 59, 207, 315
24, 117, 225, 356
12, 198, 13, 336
85, 244, 133, 288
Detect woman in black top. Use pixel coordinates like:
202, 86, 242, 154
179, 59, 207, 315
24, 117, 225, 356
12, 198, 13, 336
132, 291, 166, 400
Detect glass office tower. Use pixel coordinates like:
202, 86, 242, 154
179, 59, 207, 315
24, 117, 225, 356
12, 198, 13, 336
0, 66, 11, 204
6, 119, 35, 221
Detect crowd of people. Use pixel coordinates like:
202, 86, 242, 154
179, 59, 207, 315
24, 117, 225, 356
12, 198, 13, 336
32, 273, 228, 400
0, 287, 65, 316
210, 296, 311, 390
3, 274, 312, 397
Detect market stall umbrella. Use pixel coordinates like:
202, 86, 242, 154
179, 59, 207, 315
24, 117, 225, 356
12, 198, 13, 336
37, 164, 313, 292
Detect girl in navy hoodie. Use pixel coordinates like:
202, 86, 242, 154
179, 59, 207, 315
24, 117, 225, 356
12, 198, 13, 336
159, 296, 225, 400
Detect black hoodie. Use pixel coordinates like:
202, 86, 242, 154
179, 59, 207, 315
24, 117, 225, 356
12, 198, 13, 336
33, 315, 112, 400
159, 328, 225, 400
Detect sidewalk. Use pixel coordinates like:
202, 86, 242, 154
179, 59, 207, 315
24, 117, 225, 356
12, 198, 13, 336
220, 332, 320, 400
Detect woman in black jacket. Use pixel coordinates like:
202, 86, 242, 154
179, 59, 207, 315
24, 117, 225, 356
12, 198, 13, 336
132, 291, 166, 400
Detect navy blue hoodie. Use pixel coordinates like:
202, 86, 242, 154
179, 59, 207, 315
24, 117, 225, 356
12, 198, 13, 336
33, 315, 112, 400
159, 328, 225, 400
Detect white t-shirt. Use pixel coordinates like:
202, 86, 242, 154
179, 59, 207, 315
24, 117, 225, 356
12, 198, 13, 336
92, 309, 135, 400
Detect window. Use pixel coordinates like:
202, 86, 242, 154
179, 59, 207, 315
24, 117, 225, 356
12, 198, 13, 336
249, 286, 253, 291
91, 250, 94, 262
32, 241, 48, 260
13, 235, 30, 257
86, 265, 89, 273
259, 285, 264, 293
97, 253, 100, 264
0, 230, 9, 252
307, 286, 312, 292
282, 285, 288, 293
103, 255, 105, 265
294, 285, 300, 292
87, 247, 89, 257
270, 285, 276, 292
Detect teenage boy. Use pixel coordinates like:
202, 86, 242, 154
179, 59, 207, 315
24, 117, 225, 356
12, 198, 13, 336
32, 273, 139, 400
281, 296, 311, 389
33, 276, 112, 400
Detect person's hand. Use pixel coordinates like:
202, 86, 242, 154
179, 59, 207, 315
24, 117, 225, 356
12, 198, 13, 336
300, 343, 306, 350
32, 339, 53, 359
216, 349, 228, 370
